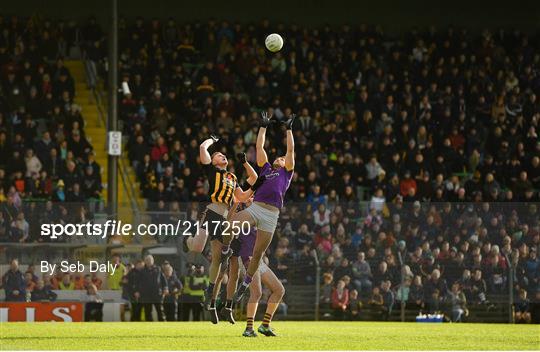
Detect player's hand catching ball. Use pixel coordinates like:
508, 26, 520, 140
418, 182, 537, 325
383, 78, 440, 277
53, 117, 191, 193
260, 111, 273, 128
236, 152, 247, 164
283, 114, 295, 130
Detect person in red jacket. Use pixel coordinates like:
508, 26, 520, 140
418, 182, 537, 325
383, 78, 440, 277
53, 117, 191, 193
331, 279, 349, 320
399, 170, 417, 197
150, 136, 168, 161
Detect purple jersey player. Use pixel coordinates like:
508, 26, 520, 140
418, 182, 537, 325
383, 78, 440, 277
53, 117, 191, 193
220, 111, 295, 335
219, 200, 285, 337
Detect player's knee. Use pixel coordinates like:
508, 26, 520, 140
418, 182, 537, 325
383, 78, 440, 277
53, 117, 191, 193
191, 243, 204, 253
275, 283, 285, 299
250, 288, 262, 301
189, 237, 205, 253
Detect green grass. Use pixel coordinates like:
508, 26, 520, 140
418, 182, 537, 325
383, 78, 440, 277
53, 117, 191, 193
0, 321, 539, 350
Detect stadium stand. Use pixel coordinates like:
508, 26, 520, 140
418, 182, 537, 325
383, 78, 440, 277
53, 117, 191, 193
0, 15, 539, 323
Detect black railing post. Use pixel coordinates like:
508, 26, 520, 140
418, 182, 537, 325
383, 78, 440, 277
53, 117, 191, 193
312, 249, 321, 321
505, 253, 514, 323
398, 251, 405, 322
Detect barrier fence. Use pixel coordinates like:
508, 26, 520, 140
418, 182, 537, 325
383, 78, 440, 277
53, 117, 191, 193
0, 200, 538, 323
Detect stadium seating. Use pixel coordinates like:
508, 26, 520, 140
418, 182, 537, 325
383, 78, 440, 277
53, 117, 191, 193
1, 15, 539, 323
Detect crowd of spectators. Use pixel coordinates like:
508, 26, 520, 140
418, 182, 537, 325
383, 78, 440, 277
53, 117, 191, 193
1, 255, 212, 321
102, 17, 540, 321
111, 18, 540, 207
0, 15, 103, 242
0, 15, 539, 322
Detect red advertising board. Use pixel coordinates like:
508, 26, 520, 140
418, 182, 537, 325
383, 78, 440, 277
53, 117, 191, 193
0, 302, 83, 322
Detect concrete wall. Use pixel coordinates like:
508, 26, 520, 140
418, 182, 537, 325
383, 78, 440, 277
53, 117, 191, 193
2, 0, 540, 31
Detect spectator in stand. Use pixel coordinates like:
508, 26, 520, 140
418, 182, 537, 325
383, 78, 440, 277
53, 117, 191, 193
2, 259, 26, 301
424, 269, 448, 302
127, 259, 144, 321
58, 273, 75, 290
31, 279, 57, 302
347, 289, 362, 321
514, 289, 531, 323
331, 279, 349, 320
448, 282, 468, 322
24, 272, 36, 297
163, 263, 183, 321
108, 254, 126, 290
320, 273, 334, 317
408, 275, 424, 311
351, 252, 372, 295
139, 254, 168, 321
81, 284, 104, 322
334, 258, 352, 283
380, 280, 395, 320
368, 286, 384, 315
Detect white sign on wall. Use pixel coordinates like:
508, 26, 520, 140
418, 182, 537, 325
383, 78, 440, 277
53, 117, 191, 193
108, 131, 122, 156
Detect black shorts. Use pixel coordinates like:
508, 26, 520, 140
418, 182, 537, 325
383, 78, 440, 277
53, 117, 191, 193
200, 208, 226, 242
230, 238, 241, 257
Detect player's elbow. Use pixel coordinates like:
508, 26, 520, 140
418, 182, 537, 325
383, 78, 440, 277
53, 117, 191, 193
236, 191, 249, 202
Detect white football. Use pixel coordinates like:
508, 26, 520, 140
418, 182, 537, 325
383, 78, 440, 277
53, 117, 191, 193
265, 33, 284, 52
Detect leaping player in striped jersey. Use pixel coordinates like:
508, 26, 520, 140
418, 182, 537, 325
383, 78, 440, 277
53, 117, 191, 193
183, 134, 264, 324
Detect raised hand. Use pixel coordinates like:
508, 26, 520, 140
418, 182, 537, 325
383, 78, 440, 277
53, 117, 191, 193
283, 113, 296, 130
210, 134, 219, 143
236, 152, 247, 164
260, 111, 274, 128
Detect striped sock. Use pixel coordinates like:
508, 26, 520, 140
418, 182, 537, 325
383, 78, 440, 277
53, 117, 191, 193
225, 299, 233, 309
246, 317, 254, 330
262, 312, 272, 327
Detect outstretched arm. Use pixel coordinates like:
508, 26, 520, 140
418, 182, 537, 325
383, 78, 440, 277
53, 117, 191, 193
233, 153, 259, 202
256, 112, 272, 167
199, 135, 219, 164
238, 153, 258, 185
284, 115, 295, 171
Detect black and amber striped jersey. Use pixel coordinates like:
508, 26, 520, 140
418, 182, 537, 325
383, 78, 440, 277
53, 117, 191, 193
203, 163, 237, 206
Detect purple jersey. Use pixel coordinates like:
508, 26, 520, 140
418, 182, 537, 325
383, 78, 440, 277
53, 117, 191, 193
253, 162, 293, 209
238, 228, 257, 261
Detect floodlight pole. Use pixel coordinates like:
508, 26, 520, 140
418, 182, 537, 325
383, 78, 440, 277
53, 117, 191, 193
107, 0, 119, 217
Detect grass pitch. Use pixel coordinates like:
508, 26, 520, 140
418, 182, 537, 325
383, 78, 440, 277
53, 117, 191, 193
0, 321, 538, 350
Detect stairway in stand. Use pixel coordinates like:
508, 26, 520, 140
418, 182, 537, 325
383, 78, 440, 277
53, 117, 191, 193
63, 60, 154, 245
64, 60, 133, 228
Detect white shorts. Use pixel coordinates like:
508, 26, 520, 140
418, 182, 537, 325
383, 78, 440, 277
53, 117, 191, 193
239, 257, 270, 275
259, 261, 270, 274
246, 202, 280, 233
